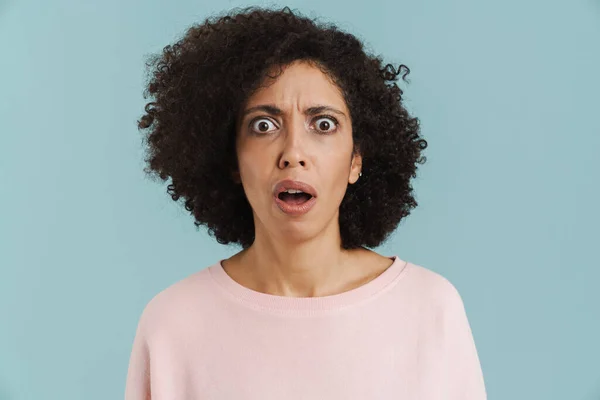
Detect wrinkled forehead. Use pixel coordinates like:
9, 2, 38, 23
241, 61, 347, 113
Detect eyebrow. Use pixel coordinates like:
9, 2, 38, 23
241, 104, 347, 119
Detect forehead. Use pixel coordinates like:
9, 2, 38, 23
244, 61, 347, 109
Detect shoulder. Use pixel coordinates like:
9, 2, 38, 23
133, 264, 217, 338
402, 260, 468, 313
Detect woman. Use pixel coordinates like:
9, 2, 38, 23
125, 6, 487, 399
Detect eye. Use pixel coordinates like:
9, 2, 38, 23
250, 118, 277, 134
249, 115, 339, 135
313, 115, 339, 134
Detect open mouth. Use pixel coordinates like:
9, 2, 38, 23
277, 191, 313, 205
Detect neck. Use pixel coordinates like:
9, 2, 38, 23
237, 235, 364, 298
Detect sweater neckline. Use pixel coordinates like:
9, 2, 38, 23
208, 255, 409, 314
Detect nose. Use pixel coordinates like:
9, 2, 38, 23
278, 117, 309, 170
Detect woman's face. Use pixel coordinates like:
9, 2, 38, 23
233, 60, 362, 241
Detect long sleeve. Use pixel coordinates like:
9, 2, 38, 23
124, 312, 151, 400
442, 283, 487, 399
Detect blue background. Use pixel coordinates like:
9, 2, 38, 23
1, 0, 599, 398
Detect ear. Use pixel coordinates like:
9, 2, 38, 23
349, 147, 363, 185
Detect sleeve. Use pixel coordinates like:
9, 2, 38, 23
124, 309, 152, 400
441, 282, 488, 400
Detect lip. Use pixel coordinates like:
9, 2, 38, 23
273, 194, 317, 216
273, 179, 318, 198
273, 179, 318, 217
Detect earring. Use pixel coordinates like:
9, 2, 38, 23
359, 172, 362, 177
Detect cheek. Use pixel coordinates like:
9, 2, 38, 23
237, 155, 270, 199
237, 148, 259, 176
321, 156, 353, 197
325, 153, 352, 177
239, 157, 267, 182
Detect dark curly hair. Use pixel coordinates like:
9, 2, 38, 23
137, 5, 428, 250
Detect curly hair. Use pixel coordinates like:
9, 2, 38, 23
137, 5, 428, 250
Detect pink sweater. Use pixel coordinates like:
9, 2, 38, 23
125, 255, 487, 399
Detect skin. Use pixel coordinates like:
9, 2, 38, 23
222, 60, 394, 298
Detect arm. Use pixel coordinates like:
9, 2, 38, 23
124, 311, 151, 400
441, 283, 487, 399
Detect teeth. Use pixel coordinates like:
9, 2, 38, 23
284, 189, 304, 194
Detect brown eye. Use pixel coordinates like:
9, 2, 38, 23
314, 116, 338, 133
250, 118, 277, 134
